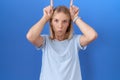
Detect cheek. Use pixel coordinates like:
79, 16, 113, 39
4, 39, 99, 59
51, 20, 57, 27
64, 26, 69, 32
52, 22, 57, 27
65, 23, 69, 27
51, 22, 57, 31
64, 23, 69, 29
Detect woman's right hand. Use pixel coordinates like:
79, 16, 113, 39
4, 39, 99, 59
43, 6, 53, 22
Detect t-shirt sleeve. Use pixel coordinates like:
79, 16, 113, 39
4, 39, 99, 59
75, 35, 87, 50
36, 35, 47, 50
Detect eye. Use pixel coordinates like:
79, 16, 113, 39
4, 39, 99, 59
63, 20, 68, 23
54, 19, 58, 23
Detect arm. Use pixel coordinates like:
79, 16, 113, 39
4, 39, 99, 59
75, 18, 98, 47
70, 5, 98, 47
26, 6, 53, 47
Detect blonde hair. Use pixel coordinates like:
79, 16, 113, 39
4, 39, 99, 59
49, 6, 73, 40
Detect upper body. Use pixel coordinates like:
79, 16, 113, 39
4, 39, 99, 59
26, 5, 98, 80
37, 35, 86, 80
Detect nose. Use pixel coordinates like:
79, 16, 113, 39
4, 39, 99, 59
58, 22, 63, 29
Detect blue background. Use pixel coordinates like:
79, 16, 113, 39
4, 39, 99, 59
0, 0, 120, 80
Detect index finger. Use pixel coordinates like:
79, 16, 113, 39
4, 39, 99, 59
50, 0, 53, 7
70, 0, 73, 6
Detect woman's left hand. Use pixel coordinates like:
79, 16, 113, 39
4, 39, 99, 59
70, 5, 79, 20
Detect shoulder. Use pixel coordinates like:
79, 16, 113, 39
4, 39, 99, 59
71, 34, 82, 40
71, 34, 87, 50
69, 34, 81, 45
41, 35, 50, 41
41, 35, 49, 38
37, 35, 50, 48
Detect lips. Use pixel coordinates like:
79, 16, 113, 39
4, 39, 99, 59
58, 30, 62, 32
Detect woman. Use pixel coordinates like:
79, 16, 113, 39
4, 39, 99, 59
26, 5, 98, 80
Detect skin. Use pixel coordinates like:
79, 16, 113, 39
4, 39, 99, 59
52, 12, 70, 41
26, 5, 98, 47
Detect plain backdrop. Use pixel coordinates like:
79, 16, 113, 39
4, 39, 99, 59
0, 0, 120, 80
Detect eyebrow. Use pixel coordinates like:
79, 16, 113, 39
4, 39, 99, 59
52, 18, 69, 21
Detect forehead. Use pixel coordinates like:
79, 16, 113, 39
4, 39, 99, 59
52, 12, 70, 20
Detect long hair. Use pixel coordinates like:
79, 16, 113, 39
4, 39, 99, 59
49, 6, 73, 40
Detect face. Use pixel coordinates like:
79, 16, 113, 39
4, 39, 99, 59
52, 12, 70, 36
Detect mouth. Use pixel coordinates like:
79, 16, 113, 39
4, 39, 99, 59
58, 30, 63, 32
58, 29, 62, 31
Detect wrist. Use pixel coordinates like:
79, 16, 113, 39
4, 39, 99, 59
73, 16, 81, 23
42, 16, 49, 22
40, 16, 48, 24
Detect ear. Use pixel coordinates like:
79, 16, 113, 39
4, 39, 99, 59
50, 0, 54, 7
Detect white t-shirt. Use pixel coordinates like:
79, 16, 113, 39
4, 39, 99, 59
37, 35, 87, 80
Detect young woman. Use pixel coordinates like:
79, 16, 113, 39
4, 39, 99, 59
26, 5, 98, 80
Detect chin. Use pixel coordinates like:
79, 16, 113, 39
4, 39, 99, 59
56, 33, 63, 36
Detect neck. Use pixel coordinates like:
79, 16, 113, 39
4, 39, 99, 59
55, 35, 65, 41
